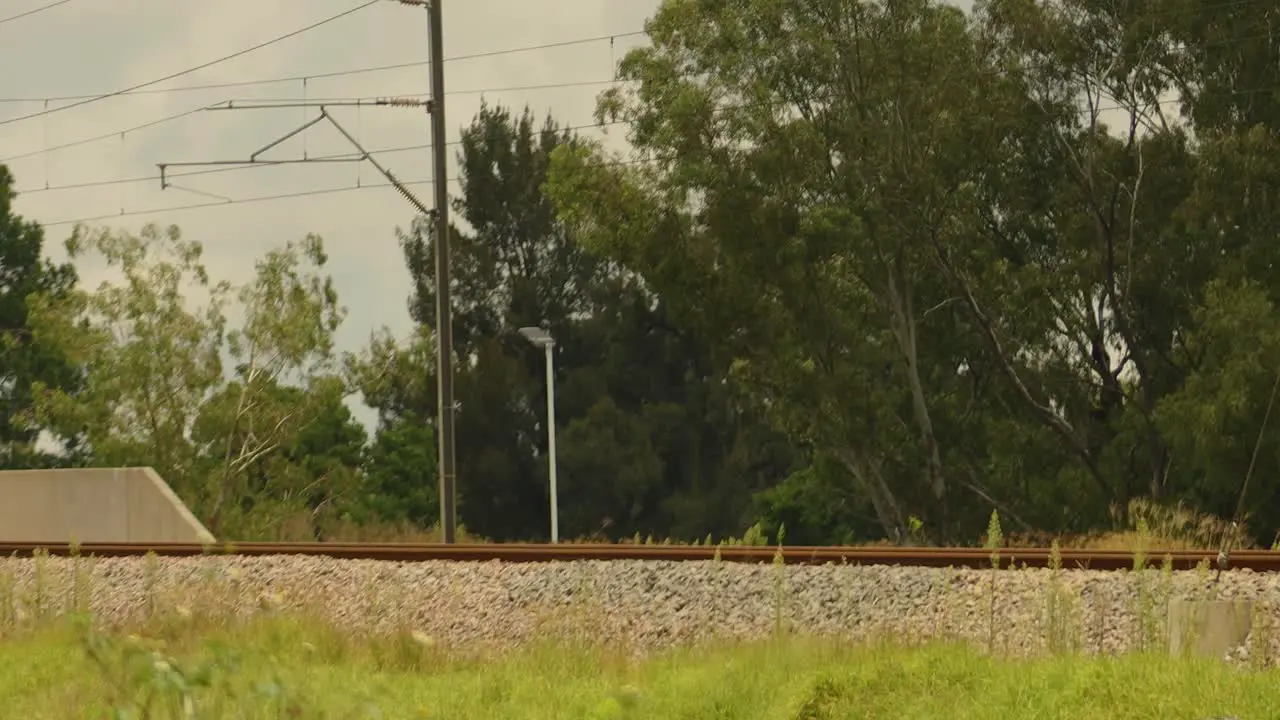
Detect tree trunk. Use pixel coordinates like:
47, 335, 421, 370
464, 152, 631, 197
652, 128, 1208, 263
832, 446, 909, 544
884, 264, 948, 539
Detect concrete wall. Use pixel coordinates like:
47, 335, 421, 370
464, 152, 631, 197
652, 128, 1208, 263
0, 467, 214, 544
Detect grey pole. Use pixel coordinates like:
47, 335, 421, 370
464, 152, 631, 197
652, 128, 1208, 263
519, 326, 560, 543
427, 0, 458, 543
544, 340, 559, 543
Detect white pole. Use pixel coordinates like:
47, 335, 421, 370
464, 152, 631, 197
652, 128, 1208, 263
544, 341, 559, 543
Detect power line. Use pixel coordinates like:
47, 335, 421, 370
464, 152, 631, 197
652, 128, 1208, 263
0, 0, 1265, 105
0, 102, 215, 163
17, 117, 628, 196
178, 78, 619, 104
1, 77, 623, 163
0, 31, 646, 105
0, 29, 641, 163
40, 179, 443, 227
14, 82, 1143, 219
41, 153, 648, 228
3, 95, 418, 164
0, 0, 72, 26
0, 0, 383, 128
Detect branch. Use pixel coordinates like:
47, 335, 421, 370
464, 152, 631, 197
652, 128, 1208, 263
958, 477, 1033, 533
1125, 139, 1144, 303
922, 297, 958, 318
229, 412, 297, 474
932, 243, 1109, 491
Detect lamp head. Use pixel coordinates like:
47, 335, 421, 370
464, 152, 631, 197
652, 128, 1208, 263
518, 326, 554, 347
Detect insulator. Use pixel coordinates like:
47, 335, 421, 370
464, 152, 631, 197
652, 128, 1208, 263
378, 97, 427, 108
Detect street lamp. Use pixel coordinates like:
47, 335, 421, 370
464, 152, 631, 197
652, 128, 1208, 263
518, 326, 559, 543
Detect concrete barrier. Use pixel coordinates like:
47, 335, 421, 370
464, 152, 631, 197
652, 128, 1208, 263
0, 467, 214, 544
1168, 598, 1254, 658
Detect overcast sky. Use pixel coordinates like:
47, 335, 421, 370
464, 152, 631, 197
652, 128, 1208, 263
2, 0, 657, 431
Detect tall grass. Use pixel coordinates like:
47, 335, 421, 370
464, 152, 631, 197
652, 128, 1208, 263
1, 615, 1278, 719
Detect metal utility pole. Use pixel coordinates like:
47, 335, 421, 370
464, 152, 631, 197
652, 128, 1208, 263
427, 0, 458, 544
152, 8, 460, 541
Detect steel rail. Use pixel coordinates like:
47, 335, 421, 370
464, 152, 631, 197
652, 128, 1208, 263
1, 542, 1279, 571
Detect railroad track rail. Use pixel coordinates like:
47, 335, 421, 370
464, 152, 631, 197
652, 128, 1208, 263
0, 542, 1278, 571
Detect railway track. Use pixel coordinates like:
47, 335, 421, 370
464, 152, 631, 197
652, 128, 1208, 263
0, 541, 1278, 571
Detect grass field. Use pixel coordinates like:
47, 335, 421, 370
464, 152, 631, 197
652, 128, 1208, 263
0, 614, 1276, 719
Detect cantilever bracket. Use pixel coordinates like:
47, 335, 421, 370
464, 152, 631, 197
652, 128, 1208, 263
154, 104, 432, 216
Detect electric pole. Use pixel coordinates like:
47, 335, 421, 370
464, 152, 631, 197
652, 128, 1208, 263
426, 0, 458, 544
152, 0, 461, 544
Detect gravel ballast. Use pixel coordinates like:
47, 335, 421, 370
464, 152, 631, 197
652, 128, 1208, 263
4, 554, 1280, 660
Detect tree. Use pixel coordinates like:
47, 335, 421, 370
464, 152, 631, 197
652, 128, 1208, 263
28, 223, 360, 539
0, 166, 79, 468
347, 326, 441, 530
368, 101, 795, 541
359, 411, 438, 528
953, 0, 1280, 536
1159, 0, 1280, 132
190, 234, 347, 535
546, 0, 1280, 544
548, 0, 1017, 542
288, 389, 368, 538
27, 223, 228, 490
1154, 281, 1280, 532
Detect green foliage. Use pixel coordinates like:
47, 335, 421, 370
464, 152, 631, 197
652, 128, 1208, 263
1042, 540, 1081, 655
545, 0, 1280, 545
27, 223, 228, 488
24, 222, 365, 540
753, 457, 877, 546
0, 166, 80, 468
358, 411, 438, 527
985, 512, 1004, 561
0, 620, 1275, 718
78, 619, 378, 718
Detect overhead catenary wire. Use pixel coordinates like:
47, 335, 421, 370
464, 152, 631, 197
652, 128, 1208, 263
0, 0, 1269, 105
40, 178, 445, 227
16, 117, 629, 197
1, 101, 221, 163
4, 94, 430, 166
0, 0, 383, 128
0, 32, 647, 105
0, 77, 627, 164
0, 0, 72, 26
38, 152, 650, 229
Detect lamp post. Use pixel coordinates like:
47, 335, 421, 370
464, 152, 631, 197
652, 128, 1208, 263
518, 326, 559, 543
